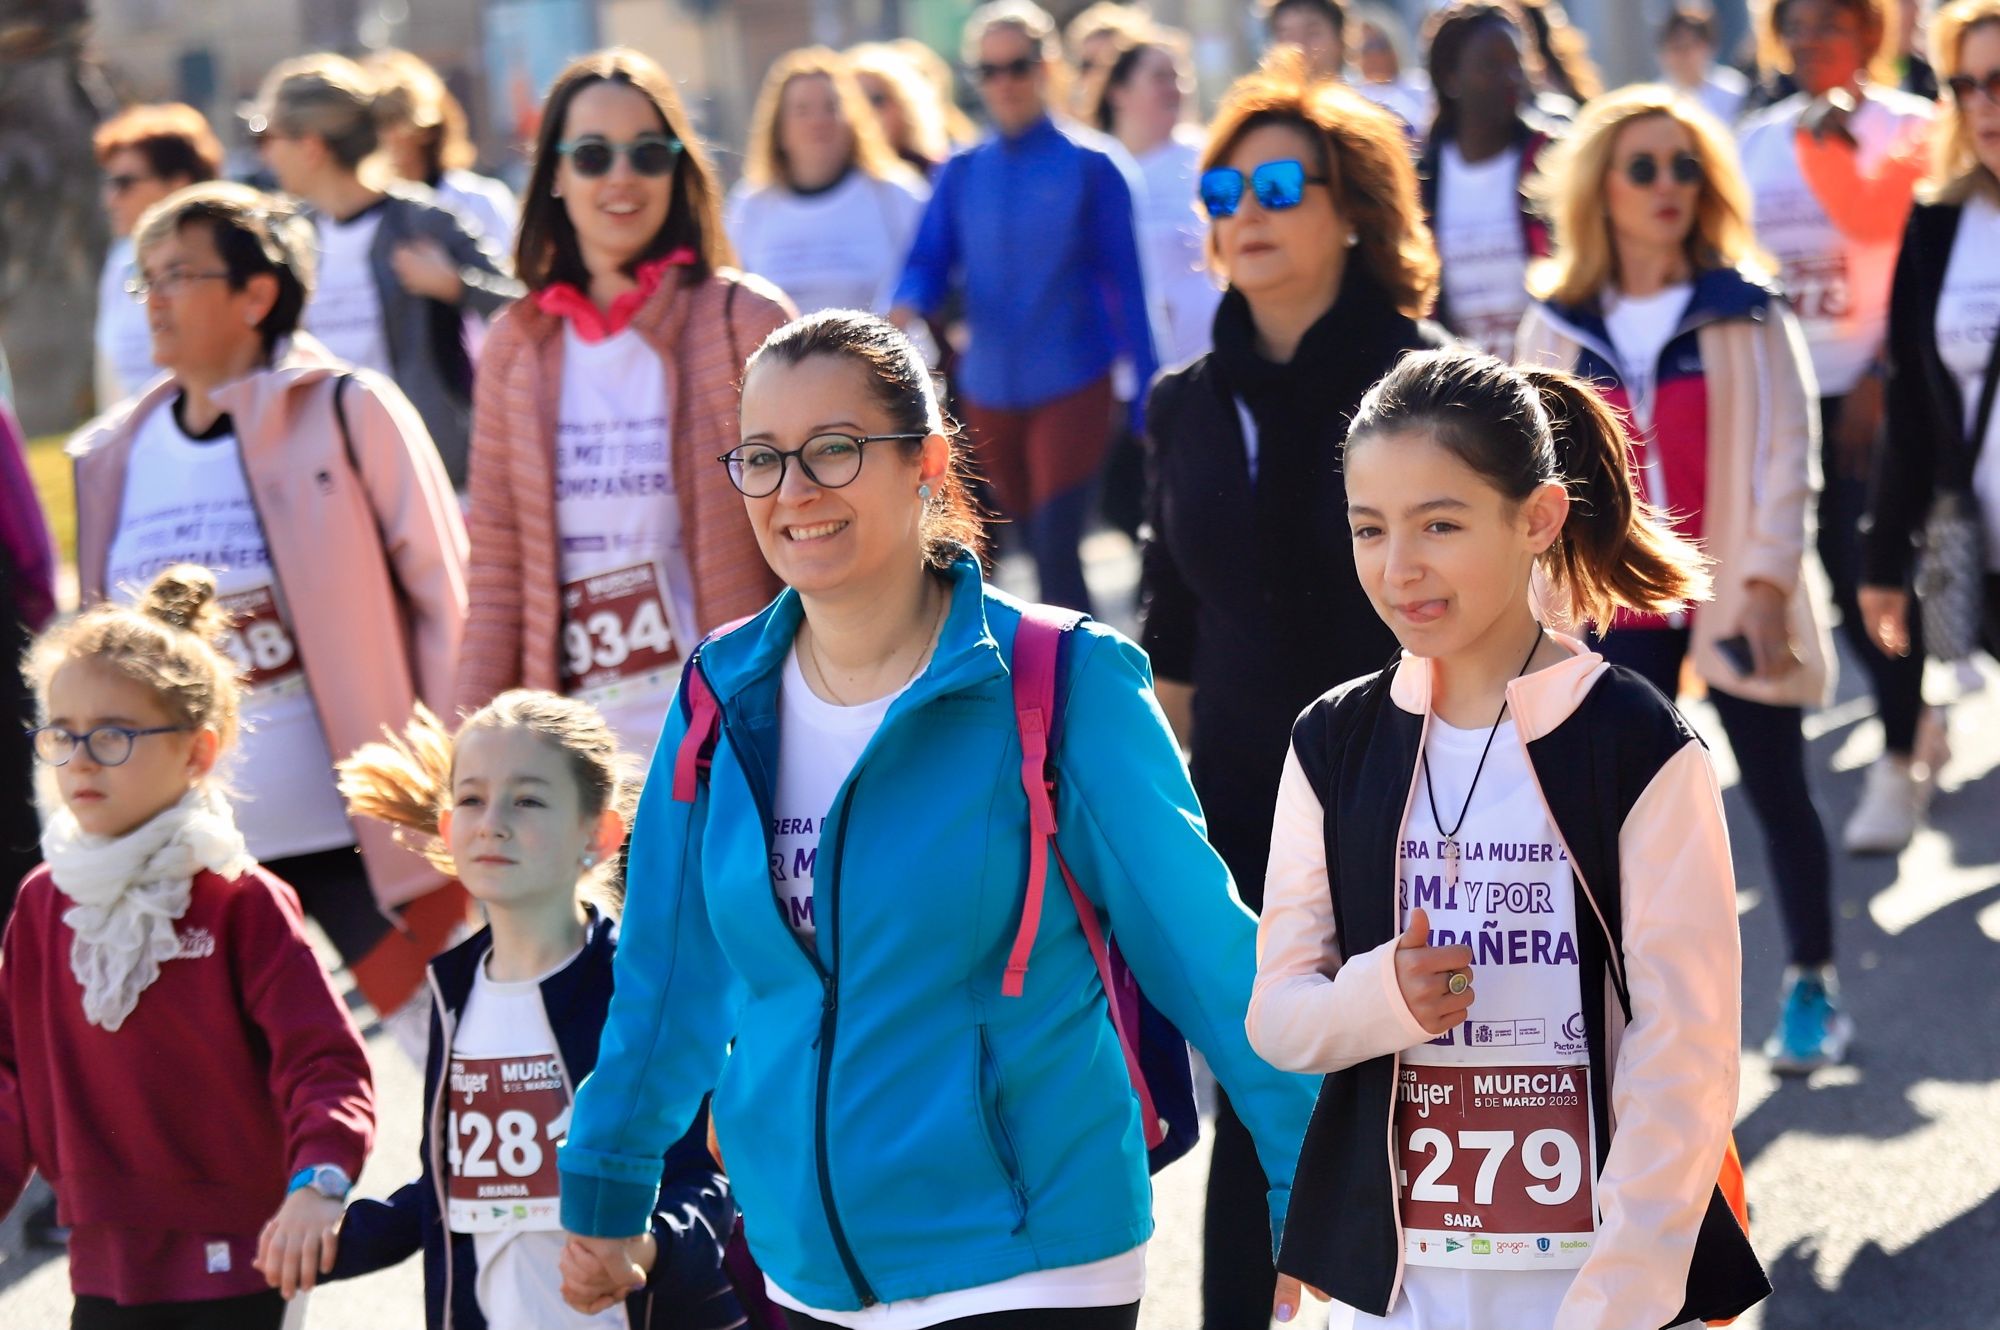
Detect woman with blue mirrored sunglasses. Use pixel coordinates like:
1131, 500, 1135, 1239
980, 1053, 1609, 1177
1197, 158, 1329, 218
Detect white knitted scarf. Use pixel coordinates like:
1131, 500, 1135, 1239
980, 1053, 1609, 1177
40, 788, 253, 1031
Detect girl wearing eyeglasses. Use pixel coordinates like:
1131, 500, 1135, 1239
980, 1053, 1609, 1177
554, 307, 1314, 1330
251, 53, 523, 492
1736, 0, 1942, 857
1137, 51, 1449, 1330
726, 48, 930, 318
457, 49, 794, 764
71, 181, 472, 1065
1517, 87, 1845, 1072
1865, 0, 2000, 727
3, 563, 374, 1330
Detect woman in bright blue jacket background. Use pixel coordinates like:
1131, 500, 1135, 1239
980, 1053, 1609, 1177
555, 308, 1314, 1328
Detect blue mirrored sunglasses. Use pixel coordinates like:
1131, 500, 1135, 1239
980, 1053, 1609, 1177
1199, 159, 1329, 219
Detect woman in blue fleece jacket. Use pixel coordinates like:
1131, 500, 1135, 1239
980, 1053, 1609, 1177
556, 309, 1313, 1330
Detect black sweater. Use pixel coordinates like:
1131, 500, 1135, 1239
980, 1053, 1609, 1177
1138, 274, 1450, 907
1868, 199, 1985, 587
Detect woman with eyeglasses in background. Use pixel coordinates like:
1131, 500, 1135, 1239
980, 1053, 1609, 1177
1138, 52, 1449, 1330
69, 182, 471, 1060
457, 49, 793, 763
1518, 86, 1847, 1073
1064, 2, 1153, 117
848, 43, 958, 178
890, 0, 1159, 614
92, 104, 223, 406
250, 53, 523, 492
1865, 1, 2000, 706
1736, 0, 1942, 855
727, 48, 929, 318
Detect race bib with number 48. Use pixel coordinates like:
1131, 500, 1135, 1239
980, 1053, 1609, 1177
1397, 1061, 1597, 1269
217, 586, 303, 693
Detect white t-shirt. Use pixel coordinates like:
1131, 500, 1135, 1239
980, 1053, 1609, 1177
765, 642, 1145, 1326
1336, 716, 1591, 1330
726, 170, 929, 315
1737, 88, 1934, 396
438, 169, 520, 253
1435, 144, 1531, 362
102, 400, 354, 862
1603, 282, 1693, 437
1934, 190, 2000, 570
1133, 128, 1223, 367
1356, 76, 1434, 138
770, 643, 903, 940
451, 949, 627, 1330
304, 207, 393, 377
554, 325, 695, 763
96, 237, 158, 403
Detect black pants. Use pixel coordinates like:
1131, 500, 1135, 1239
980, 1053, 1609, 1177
263, 845, 389, 969
1595, 626, 1835, 968
1202, 1089, 1276, 1330
71, 1290, 285, 1330
782, 1304, 1138, 1330
1818, 393, 1926, 755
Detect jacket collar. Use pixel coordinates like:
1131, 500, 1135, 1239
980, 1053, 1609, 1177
1539, 264, 1776, 349
695, 548, 1008, 709
426, 905, 617, 1019
1386, 629, 1611, 743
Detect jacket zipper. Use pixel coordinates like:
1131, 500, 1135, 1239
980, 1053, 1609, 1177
715, 706, 875, 1305
975, 1025, 1030, 1231
816, 781, 877, 1305
425, 967, 459, 1330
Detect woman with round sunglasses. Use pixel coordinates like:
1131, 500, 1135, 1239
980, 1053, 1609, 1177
69, 181, 471, 1059
1139, 52, 1449, 1330
1415, 2, 1560, 363
1517, 86, 1848, 1073
250, 53, 523, 492
555, 308, 1315, 1330
1736, 0, 1943, 855
889, 0, 1159, 614
1865, 1, 2000, 697
456, 49, 793, 764
726, 48, 930, 318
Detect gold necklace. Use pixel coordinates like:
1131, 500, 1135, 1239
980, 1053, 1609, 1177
803, 584, 945, 707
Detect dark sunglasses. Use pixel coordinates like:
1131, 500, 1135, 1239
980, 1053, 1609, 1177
972, 56, 1038, 84
1199, 159, 1328, 219
1622, 151, 1703, 188
557, 134, 683, 178
1949, 70, 2000, 104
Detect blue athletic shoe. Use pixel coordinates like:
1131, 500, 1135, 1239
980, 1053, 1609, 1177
1764, 967, 1854, 1074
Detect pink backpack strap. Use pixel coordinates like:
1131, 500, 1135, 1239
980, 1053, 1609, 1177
1002, 606, 1166, 1150
670, 616, 755, 803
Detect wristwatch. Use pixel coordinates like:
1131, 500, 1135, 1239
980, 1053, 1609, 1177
286, 1164, 353, 1200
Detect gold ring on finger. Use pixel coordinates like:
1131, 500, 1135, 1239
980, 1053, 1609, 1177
1447, 971, 1470, 996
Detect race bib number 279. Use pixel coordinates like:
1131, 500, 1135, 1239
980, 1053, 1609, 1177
1397, 1062, 1596, 1269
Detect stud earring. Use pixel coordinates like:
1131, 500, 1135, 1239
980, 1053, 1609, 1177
1345, 231, 1360, 248
917, 484, 932, 501
580, 852, 597, 869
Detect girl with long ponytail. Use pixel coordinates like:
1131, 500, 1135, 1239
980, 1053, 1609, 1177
1248, 347, 1766, 1330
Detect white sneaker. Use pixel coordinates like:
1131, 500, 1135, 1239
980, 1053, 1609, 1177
1843, 756, 1922, 855
1912, 707, 1952, 794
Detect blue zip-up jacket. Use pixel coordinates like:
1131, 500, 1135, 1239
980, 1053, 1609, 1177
559, 553, 1316, 1312
891, 115, 1160, 433
328, 912, 740, 1330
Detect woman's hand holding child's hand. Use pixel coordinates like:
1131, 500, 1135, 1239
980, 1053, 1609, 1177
560, 1231, 657, 1313
256, 1189, 343, 1299
1393, 907, 1477, 1036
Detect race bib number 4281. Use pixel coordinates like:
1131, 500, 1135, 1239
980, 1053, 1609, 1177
445, 1054, 570, 1233
1397, 1062, 1596, 1270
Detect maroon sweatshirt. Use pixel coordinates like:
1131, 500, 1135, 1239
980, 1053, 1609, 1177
0, 864, 375, 1305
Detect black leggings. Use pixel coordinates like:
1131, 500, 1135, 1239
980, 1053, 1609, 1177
71, 1291, 285, 1330
782, 1305, 1139, 1330
1594, 625, 1834, 968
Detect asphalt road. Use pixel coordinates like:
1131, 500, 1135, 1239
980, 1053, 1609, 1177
4, 535, 1996, 1328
